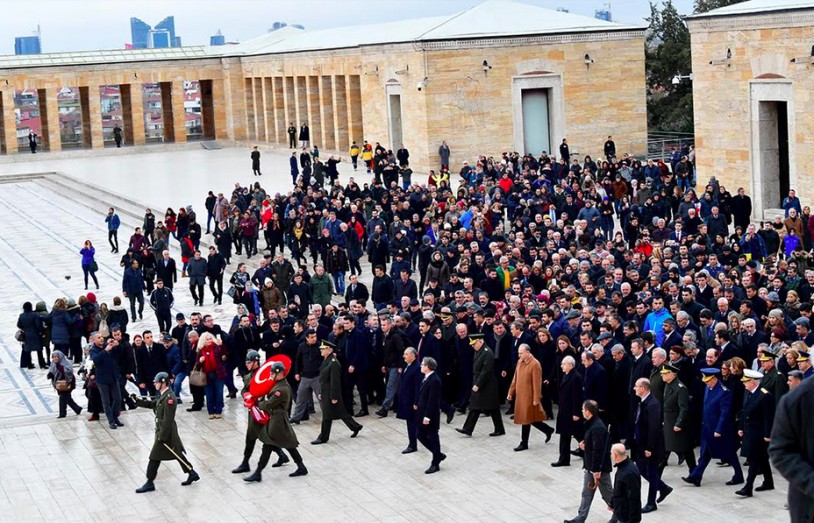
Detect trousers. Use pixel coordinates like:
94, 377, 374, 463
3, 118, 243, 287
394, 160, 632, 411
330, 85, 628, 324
462, 408, 504, 434
319, 414, 362, 441
637, 459, 668, 506
418, 424, 443, 465
146, 451, 193, 480
574, 469, 614, 522
96, 382, 121, 425
291, 376, 321, 421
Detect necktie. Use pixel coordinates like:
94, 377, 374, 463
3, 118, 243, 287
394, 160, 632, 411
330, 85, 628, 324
418, 337, 424, 356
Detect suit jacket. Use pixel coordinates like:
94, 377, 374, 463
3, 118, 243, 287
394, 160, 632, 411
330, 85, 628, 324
396, 361, 422, 420
136, 344, 169, 386
583, 363, 608, 408
416, 334, 440, 364
344, 282, 370, 304
662, 330, 683, 351
416, 372, 442, 430
634, 393, 665, 463
155, 257, 178, 287
557, 371, 583, 435
739, 387, 775, 459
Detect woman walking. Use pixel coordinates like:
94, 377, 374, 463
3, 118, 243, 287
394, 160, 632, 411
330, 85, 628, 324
80, 240, 100, 290
196, 332, 226, 419
17, 302, 45, 369
48, 350, 83, 418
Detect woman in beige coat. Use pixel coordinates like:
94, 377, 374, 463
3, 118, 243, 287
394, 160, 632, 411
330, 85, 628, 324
507, 343, 554, 451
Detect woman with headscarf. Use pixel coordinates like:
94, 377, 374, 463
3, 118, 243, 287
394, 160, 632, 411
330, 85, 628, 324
17, 302, 45, 369
48, 350, 83, 418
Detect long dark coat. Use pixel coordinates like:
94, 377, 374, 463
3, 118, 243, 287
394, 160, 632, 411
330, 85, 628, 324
556, 370, 583, 435
739, 387, 774, 459
396, 361, 422, 420
662, 379, 693, 452
470, 346, 499, 411
699, 381, 736, 459
633, 393, 665, 464
17, 311, 43, 352
259, 379, 299, 449
319, 355, 346, 420
135, 388, 186, 461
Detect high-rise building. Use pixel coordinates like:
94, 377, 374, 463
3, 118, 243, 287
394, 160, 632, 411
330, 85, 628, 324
129, 15, 181, 49
595, 9, 612, 21
210, 30, 225, 46
269, 21, 304, 32
130, 17, 150, 49
14, 35, 41, 55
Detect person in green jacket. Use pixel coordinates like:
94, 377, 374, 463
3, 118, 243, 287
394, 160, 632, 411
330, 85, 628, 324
309, 264, 334, 308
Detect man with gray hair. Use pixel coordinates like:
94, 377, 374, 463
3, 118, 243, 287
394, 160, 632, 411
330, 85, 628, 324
89, 331, 124, 430
633, 377, 671, 512
552, 355, 583, 467
417, 356, 446, 474
610, 443, 642, 523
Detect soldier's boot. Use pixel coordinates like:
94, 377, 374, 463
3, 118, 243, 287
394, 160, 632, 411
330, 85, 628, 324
231, 462, 250, 474
289, 462, 308, 477
181, 470, 200, 486
271, 453, 290, 468
244, 469, 263, 482
135, 480, 155, 494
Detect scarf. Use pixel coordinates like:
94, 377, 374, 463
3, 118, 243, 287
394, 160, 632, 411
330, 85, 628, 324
49, 350, 74, 380
294, 226, 303, 240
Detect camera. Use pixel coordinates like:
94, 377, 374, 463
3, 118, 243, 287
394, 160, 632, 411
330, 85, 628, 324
417, 77, 428, 91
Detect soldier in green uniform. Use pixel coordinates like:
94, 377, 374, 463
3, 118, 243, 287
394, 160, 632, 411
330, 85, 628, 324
456, 333, 505, 437
244, 360, 309, 481
757, 347, 788, 405
312, 340, 363, 444
232, 351, 289, 475
133, 372, 200, 493
660, 363, 696, 474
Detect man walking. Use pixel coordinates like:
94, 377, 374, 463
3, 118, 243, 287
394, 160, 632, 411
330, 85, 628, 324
133, 372, 200, 493
456, 333, 504, 437
250, 146, 262, 176
311, 341, 363, 444
565, 400, 612, 523
122, 260, 146, 322
89, 332, 123, 430
149, 279, 174, 334
736, 369, 775, 497
632, 378, 671, 513
507, 343, 553, 450
417, 356, 446, 474
610, 444, 642, 523
106, 207, 120, 253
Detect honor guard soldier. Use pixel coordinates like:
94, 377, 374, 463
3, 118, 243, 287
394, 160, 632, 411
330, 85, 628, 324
134, 372, 199, 493
735, 369, 775, 497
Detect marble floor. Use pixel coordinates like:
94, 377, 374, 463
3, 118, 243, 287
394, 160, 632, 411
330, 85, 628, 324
0, 146, 791, 522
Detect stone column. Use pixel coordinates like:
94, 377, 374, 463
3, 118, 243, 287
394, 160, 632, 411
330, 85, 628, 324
79, 86, 103, 149
220, 58, 247, 141
333, 76, 349, 152
319, 75, 336, 150
209, 78, 229, 140
38, 88, 61, 152
121, 83, 145, 145
0, 89, 18, 154
171, 81, 187, 143
306, 76, 322, 148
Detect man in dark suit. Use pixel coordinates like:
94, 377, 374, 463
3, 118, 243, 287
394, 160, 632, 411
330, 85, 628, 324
155, 250, 177, 290
136, 330, 169, 396
397, 348, 423, 454
581, 351, 608, 409
633, 377, 671, 513
417, 356, 446, 474
343, 316, 369, 417
344, 274, 369, 304
552, 355, 583, 467
736, 369, 775, 497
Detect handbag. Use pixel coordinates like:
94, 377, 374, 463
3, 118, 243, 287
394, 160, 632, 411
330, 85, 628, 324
55, 379, 71, 393
226, 286, 237, 298
189, 367, 208, 387
90, 261, 98, 272
15, 329, 25, 342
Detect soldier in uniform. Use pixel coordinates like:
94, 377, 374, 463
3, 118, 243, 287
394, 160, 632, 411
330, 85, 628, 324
231, 350, 288, 475
244, 360, 308, 481
312, 340, 363, 444
757, 347, 788, 404
735, 369, 775, 496
133, 372, 199, 493
796, 349, 813, 379
455, 333, 505, 437
660, 363, 697, 474
682, 368, 744, 487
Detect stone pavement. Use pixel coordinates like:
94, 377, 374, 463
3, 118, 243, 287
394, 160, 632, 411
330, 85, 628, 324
0, 148, 791, 522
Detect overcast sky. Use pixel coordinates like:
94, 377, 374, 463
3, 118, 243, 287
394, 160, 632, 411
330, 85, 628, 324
2, 0, 696, 55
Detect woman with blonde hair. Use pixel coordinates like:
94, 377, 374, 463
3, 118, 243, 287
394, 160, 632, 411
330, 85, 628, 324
196, 332, 227, 419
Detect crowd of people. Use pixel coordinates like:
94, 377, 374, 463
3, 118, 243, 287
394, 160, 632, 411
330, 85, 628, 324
15, 135, 814, 520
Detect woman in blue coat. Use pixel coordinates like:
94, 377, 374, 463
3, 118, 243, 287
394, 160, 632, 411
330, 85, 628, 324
80, 240, 99, 290
49, 298, 76, 358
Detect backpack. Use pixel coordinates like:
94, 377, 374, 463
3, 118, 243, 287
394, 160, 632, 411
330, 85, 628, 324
98, 317, 110, 338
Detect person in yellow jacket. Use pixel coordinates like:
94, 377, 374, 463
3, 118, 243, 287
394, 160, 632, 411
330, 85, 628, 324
349, 141, 360, 171
361, 142, 374, 174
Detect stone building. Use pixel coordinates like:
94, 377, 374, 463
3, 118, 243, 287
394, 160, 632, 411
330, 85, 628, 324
688, 0, 814, 219
0, 0, 647, 173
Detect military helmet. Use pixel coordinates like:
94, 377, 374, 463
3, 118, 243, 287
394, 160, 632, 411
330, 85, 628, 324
271, 361, 286, 374
246, 350, 261, 363
153, 371, 169, 384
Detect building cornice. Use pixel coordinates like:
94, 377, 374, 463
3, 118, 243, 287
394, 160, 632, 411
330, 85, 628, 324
415, 29, 646, 51
688, 9, 814, 32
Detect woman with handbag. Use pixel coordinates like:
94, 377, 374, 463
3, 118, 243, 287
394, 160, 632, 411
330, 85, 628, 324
48, 350, 83, 418
195, 332, 227, 419
78, 344, 103, 421
17, 302, 46, 369
80, 240, 100, 290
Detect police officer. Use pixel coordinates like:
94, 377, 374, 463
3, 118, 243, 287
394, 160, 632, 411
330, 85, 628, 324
232, 350, 288, 475
244, 361, 308, 481
134, 372, 199, 493
735, 369, 775, 497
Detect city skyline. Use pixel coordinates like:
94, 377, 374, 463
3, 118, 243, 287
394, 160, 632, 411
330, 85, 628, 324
1, 0, 695, 55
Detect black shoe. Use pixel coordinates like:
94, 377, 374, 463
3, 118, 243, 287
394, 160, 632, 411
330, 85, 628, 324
544, 429, 553, 443
735, 487, 753, 497
181, 470, 200, 486
289, 464, 308, 477
311, 438, 326, 445
115, 420, 124, 427
439, 453, 447, 462
109, 423, 118, 430
425, 464, 440, 474
243, 470, 262, 482
356, 410, 370, 418
289, 418, 301, 424
374, 408, 387, 418
726, 478, 744, 486
682, 476, 701, 487
514, 443, 529, 452
455, 428, 472, 436
455, 406, 466, 414
550, 461, 570, 467
641, 504, 657, 513
570, 449, 584, 457
402, 447, 417, 454
135, 480, 155, 493
272, 454, 290, 468
58, 414, 66, 419
446, 410, 455, 424
755, 483, 774, 492
489, 431, 505, 437
351, 426, 362, 438
187, 406, 203, 412
231, 462, 250, 474
657, 485, 673, 503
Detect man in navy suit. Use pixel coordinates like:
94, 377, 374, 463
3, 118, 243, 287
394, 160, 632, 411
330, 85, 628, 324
633, 377, 671, 513
417, 356, 446, 474
397, 348, 423, 454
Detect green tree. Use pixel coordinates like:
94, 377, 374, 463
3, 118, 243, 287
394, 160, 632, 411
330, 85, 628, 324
694, 0, 749, 13
646, 1, 693, 133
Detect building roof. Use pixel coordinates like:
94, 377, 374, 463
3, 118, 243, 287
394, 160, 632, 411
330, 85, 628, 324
0, 0, 641, 69
687, 0, 814, 19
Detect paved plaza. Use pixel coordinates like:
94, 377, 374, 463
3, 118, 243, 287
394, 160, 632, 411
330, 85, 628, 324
0, 145, 791, 522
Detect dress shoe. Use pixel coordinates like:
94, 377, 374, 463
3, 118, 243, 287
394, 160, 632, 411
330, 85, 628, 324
755, 483, 774, 492
564, 519, 579, 523
570, 449, 584, 457
311, 438, 326, 445
446, 410, 455, 424
682, 476, 701, 487
641, 504, 658, 513
227, 391, 237, 399
58, 414, 66, 419
489, 431, 505, 437
109, 423, 118, 430
439, 453, 447, 462
725, 477, 744, 486
678, 455, 685, 466
550, 461, 570, 467
544, 428, 553, 443
351, 426, 362, 438
402, 447, 417, 454
289, 464, 308, 477
425, 464, 440, 474
455, 428, 472, 436
186, 406, 202, 412
356, 410, 370, 418
115, 420, 124, 427
514, 443, 529, 452
75, 407, 83, 416
456, 407, 466, 414
209, 414, 216, 419
289, 417, 301, 424
231, 462, 250, 474
88, 414, 99, 421
181, 470, 200, 486
657, 485, 673, 503
243, 470, 262, 482
374, 408, 387, 417
135, 480, 155, 494
272, 454, 290, 468
735, 487, 753, 497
